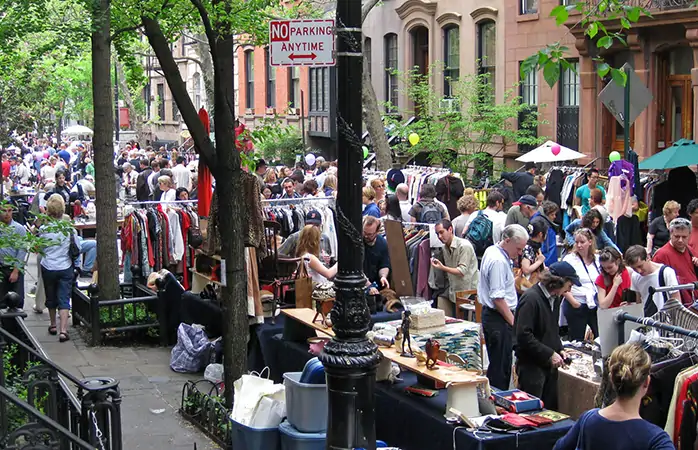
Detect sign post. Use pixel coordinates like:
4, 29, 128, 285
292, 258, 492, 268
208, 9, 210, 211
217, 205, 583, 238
269, 19, 336, 67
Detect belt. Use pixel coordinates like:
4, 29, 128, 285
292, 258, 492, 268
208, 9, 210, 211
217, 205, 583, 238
484, 306, 516, 315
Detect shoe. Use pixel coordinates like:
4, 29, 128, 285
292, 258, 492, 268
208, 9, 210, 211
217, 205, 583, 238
33, 307, 43, 314
80, 270, 93, 278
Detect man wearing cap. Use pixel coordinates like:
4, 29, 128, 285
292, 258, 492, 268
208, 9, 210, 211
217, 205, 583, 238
254, 158, 268, 192
278, 210, 332, 258
501, 162, 537, 199
505, 195, 538, 228
514, 262, 579, 411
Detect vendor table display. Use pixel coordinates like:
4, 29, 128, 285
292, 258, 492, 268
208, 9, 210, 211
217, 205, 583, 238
557, 349, 600, 419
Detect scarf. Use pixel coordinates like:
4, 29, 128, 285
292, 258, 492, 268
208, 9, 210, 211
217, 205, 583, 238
527, 239, 542, 252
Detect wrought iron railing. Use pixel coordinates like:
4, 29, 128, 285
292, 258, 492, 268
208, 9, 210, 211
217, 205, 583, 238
180, 380, 231, 449
0, 310, 122, 449
585, 0, 694, 11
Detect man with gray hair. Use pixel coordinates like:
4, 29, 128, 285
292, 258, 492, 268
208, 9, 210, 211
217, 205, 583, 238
478, 224, 528, 389
395, 183, 412, 222
653, 218, 698, 306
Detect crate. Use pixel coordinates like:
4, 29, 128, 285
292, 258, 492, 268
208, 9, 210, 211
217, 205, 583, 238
283, 372, 328, 433
279, 420, 326, 450
230, 417, 280, 450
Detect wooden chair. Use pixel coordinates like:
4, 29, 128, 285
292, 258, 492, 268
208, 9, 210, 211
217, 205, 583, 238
258, 221, 300, 322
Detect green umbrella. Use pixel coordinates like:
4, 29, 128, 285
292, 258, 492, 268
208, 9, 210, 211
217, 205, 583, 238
639, 138, 698, 170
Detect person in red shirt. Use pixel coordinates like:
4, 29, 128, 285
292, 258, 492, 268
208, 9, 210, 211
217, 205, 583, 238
1, 153, 10, 180
596, 247, 634, 309
687, 199, 698, 255
652, 218, 698, 306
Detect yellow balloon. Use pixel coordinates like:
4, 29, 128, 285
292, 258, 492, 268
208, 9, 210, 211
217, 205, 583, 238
408, 133, 420, 146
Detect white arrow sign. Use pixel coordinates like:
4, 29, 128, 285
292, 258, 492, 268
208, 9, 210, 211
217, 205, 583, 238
269, 19, 336, 67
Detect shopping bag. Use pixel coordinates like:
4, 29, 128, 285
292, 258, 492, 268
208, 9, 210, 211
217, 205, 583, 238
170, 324, 212, 373
231, 367, 284, 426
295, 259, 313, 309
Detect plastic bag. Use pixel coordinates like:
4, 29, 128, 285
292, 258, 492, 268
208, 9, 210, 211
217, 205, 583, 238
230, 368, 285, 427
204, 363, 224, 384
248, 391, 286, 428
170, 323, 212, 373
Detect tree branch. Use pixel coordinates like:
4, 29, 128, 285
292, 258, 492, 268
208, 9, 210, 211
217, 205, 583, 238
190, 0, 218, 61
182, 31, 209, 46
141, 15, 217, 168
108, 23, 142, 43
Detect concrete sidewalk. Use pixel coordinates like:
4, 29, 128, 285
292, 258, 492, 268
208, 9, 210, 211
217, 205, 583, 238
21, 256, 219, 450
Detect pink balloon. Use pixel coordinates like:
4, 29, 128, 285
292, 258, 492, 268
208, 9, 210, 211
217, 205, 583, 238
43, 151, 49, 159
551, 144, 561, 156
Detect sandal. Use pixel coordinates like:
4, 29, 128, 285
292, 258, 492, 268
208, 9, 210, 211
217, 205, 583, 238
59, 332, 70, 343
48, 326, 57, 335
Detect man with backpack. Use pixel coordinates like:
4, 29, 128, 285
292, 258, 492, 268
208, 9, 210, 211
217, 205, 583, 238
408, 184, 448, 224
464, 190, 507, 257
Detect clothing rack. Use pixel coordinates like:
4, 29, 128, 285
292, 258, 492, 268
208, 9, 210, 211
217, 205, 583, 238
126, 199, 199, 205
262, 197, 335, 205
649, 283, 698, 297
615, 311, 698, 346
405, 165, 451, 173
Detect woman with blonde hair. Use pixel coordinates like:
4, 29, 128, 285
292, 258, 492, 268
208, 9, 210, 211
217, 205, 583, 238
158, 175, 176, 203
264, 168, 281, 197
40, 194, 77, 343
562, 228, 600, 341
647, 200, 680, 255
362, 186, 380, 218
296, 225, 337, 283
554, 344, 672, 450
323, 174, 337, 198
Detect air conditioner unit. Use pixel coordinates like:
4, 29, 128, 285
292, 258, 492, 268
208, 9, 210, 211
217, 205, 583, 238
439, 98, 458, 114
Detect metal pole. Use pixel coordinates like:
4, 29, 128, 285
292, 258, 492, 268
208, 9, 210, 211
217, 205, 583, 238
300, 89, 307, 150
623, 65, 630, 155
114, 60, 120, 144
318, 0, 380, 448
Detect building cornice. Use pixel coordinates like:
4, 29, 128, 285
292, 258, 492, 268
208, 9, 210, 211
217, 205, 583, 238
395, 0, 437, 20
436, 12, 462, 26
470, 6, 498, 22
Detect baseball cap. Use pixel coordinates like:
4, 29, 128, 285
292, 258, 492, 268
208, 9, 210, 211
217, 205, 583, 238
255, 158, 267, 171
305, 209, 322, 225
516, 195, 538, 208
386, 168, 405, 190
549, 262, 582, 286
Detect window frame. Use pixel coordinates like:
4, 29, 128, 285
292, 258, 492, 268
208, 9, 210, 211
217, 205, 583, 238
265, 48, 276, 108
308, 67, 336, 138
520, 0, 538, 15
560, 59, 580, 107
288, 66, 300, 110
156, 83, 165, 121
364, 37, 372, 79
244, 50, 254, 110
519, 62, 538, 105
477, 21, 496, 103
443, 26, 460, 98
384, 33, 399, 112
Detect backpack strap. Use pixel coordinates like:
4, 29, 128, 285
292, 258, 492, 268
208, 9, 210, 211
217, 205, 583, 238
657, 265, 670, 305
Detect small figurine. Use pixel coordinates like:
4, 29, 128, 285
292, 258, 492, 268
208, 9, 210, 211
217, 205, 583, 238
394, 327, 403, 351
425, 338, 440, 370
414, 350, 427, 366
400, 310, 414, 358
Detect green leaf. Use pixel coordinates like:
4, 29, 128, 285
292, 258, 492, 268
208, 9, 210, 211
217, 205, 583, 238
520, 55, 538, 80
597, 36, 613, 49
620, 17, 630, 29
610, 68, 628, 87
627, 6, 641, 22
587, 22, 599, 38
550, 5, 566, 18
597, 62, 611, 78
543, 61, 560, 88
551, 5, 569, 26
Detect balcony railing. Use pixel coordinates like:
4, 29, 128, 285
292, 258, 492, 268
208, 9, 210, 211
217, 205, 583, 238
585, 0, 694, 11
0, 310, 122, 449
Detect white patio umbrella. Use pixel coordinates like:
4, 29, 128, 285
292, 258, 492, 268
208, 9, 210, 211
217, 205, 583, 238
62, 125, 93, 136
515, 140, 586, 163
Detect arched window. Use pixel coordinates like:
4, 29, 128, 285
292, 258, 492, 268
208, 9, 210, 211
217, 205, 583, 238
477, 21, 496, 101
384, 33, 398, 112
443, 26, 460, 97
193, 72, 201, 111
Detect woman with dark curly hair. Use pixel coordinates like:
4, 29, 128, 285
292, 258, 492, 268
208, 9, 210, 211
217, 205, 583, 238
565, 209, 619, 251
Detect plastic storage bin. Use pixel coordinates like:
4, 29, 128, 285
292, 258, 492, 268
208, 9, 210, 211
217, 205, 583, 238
279, 420, 326, 450
283, 372, 328, 432
230, 417, 280, 450
300, 357, 325, 384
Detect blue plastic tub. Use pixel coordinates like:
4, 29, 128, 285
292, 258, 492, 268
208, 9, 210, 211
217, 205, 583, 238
230, 417, 280, 450
279, 420, 326, 450
283, 372, 328, 432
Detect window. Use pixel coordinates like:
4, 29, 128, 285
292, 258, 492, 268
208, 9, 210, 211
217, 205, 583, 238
364, 37, 372, 79
310, 67, 329, 112
245, 50, 254, 110
477, 21, 496, 100
288, 67, 300, 110
143, 83, 151, 120
521, 0, 537, 14
193, 73, 201, 111
384, 33, 398, 112
172, 99, 179, 122
156, 83, 165, 120
443, 26, 460, 98
520, 63, 538, 105
560, 60, 579, 106
265, 48, 276, 108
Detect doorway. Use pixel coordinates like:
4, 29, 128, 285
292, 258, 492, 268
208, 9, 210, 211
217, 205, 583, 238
657, 47, 694, 149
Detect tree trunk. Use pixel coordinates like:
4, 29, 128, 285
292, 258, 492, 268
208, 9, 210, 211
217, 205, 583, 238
194, 33, 215, 117
55, 104, 63, 148
115, 61, 144, 142
91, 0, 120, 301
361, 68, 391, 170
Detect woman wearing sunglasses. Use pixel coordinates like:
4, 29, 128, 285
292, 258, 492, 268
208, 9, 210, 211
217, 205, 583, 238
562, 228, 601, 341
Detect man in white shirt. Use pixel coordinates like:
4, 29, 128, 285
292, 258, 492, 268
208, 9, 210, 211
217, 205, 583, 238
396, 183, 412, 222
171, 156, 191, 190
10, 157, 30, 185
625, 245, 680, 316
465, 190, 507, 242
478, 224, 528, 390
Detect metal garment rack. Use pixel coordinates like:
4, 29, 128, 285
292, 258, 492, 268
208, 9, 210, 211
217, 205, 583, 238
648, 282, 698, 297
126, 199, 199, 206
614, 311, 698, 346
262, 197, 335, 205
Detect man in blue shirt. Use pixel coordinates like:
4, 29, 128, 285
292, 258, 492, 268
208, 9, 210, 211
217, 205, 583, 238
0, 204, 27, 307
362, 216, 391, 294
575, 168, 606, 215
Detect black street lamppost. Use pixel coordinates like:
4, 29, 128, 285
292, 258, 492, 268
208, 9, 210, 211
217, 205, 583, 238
318, 0, 380, 448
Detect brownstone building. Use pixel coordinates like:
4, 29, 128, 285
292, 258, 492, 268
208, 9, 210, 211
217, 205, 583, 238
506, 0, 698, 165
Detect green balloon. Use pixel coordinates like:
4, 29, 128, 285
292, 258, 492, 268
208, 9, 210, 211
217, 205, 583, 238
363, 146, 369, 158
609, 151, 621, 163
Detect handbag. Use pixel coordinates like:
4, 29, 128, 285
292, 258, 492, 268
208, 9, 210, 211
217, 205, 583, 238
69, 232, 81, 262
575, 408, 597, 450
294, 258, 313, 309
514, 268, 539, 294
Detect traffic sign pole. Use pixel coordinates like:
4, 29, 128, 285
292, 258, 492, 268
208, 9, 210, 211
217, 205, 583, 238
624, 65, 630, 155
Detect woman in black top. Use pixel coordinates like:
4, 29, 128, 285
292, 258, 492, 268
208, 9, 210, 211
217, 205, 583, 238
647, 200, 680, 255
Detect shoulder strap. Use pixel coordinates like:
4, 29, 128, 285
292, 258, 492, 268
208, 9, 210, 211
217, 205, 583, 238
658, 265, 670, 304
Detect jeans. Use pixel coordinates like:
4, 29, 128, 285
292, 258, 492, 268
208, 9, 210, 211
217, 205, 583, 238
77, 237, 96, 271
516, 362, 559, 411
0, 265, 24, 308
41, 266, 73, 310
563, 301, 599, 341
482, 307, 513, 390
